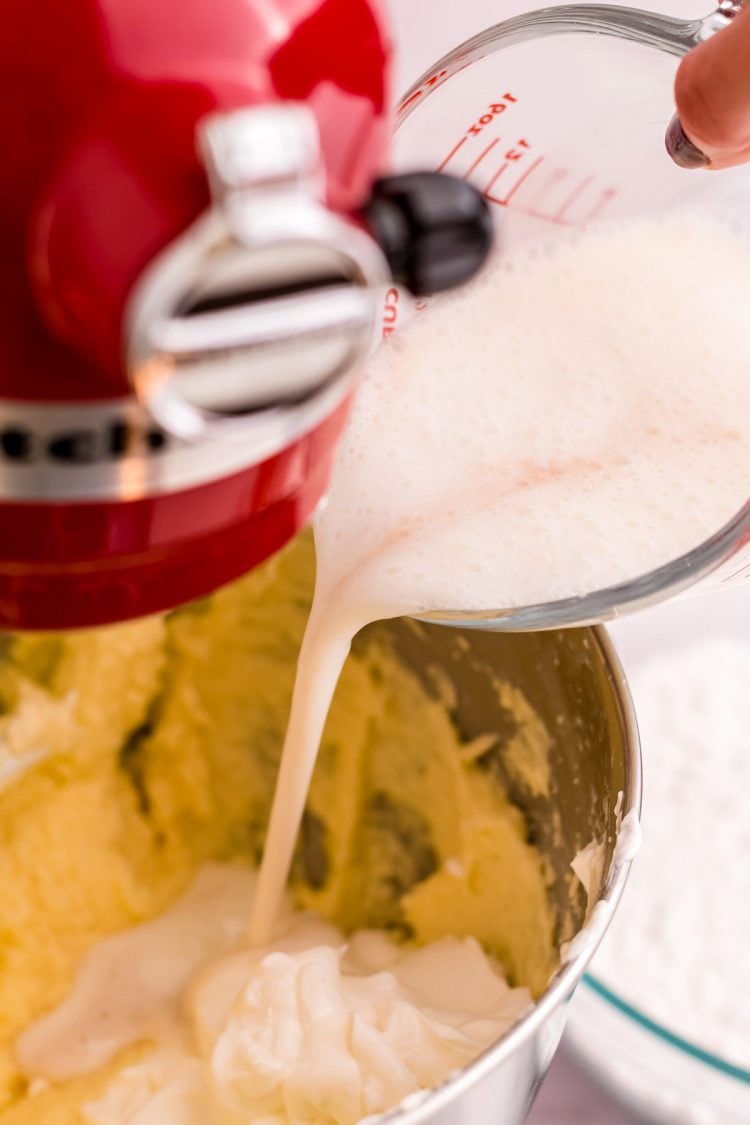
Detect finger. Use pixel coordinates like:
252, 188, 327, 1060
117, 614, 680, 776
667, 5, 750, 169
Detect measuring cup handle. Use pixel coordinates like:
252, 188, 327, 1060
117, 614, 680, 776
698, 0, 744, 42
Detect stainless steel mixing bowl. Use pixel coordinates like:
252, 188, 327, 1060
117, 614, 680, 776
351, 617, 640, 1125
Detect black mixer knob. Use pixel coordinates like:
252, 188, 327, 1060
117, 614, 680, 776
363, 171, 494, 296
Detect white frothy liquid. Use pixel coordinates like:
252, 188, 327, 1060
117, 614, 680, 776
248, 208, 750, 945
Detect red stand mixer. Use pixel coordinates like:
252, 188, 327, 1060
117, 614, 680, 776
4, 0, 491, 630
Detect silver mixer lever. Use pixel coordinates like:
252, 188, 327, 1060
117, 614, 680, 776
128, 103, 392, 443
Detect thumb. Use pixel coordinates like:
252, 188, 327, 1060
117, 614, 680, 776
667, 4, 750, 169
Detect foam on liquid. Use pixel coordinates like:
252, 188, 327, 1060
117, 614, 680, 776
249, 209, 750, 944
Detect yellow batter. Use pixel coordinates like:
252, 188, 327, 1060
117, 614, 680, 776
0, 535, 557, 1123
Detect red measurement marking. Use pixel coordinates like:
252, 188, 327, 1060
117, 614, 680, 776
516, 207, 575, 227
400, 89, 423, 110
381, 287, 400, 339
399, 69, 449, 112
553, 175, 594, 221
721, 559, 750, 583
463, 137, 500, 180
483, 162, 510, 197
504, 139, 531, 163
438, 136, 467, 172
536, 166, 567, 198
487, 156, 546, 207
466, 95, 518, 138
584, 187, 617, 223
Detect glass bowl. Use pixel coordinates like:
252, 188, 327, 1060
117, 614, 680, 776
567, 974, 750, 1124
564, 587, 750, 1124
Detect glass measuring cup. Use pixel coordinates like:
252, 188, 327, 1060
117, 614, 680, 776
389, 1, 750, 630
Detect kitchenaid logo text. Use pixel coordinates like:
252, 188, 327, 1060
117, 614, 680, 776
0, 400, 249, 500
0, 416, 168, 465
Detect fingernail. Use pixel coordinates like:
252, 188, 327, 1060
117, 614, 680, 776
665, 114, 710, 169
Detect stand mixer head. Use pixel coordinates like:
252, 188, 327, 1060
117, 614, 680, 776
2, 0, 492, 630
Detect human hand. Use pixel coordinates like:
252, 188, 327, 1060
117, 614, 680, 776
666, 3, 750, 169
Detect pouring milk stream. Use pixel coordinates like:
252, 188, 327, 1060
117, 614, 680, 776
248, 208, 750, 944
